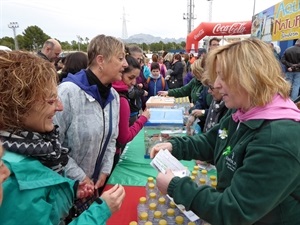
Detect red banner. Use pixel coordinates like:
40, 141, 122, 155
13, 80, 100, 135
186, 21, 252, 52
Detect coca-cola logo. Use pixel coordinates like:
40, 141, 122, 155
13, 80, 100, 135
212, 23, 247, 35
194, 29, 205, 40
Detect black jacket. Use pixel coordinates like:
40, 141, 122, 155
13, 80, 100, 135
281, 44, 300, 72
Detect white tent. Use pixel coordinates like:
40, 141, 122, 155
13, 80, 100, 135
0, 46, 12, 51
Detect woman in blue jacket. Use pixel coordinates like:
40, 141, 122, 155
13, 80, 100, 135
150, 38, 300, 225
0, 50, 125, 225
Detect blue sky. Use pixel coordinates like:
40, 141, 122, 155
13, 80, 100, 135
0, 0, 281, 42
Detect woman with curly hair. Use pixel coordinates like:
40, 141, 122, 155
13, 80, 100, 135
0, 50, 125, 225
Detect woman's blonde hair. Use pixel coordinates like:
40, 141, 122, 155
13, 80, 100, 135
200, 71, 210, 86
163, 53, 174, 62
206, 38, 290, 106
0, 50, 57, 131
87, 34, 125, 66
191, 58, 205, 79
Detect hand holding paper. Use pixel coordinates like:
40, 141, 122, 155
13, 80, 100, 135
150, 142, 173, 158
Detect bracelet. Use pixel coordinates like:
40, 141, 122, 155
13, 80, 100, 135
201, 110, 205, 115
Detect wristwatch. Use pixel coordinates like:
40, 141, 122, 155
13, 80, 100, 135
201, 110, 205, 115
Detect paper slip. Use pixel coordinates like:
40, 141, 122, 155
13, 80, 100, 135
150, 149, 190, 176
150, 149, 200, 222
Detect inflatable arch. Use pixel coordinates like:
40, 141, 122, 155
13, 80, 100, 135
186, 21, 252, 52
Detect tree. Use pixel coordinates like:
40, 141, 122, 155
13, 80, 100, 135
22, 25, 50, 51
0, 36, 14, 49
16, 35, 25, 50
60, 41, 72, 51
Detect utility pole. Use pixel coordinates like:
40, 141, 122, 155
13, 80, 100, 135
183, 0, 196, 35
207, 0, 213, 22
253, 0, 256, 16
8, 22, 19, 50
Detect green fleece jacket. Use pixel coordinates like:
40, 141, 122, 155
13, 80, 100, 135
168, 77, 202, 105
0, 152, 111, 225
168, 116, 300, 225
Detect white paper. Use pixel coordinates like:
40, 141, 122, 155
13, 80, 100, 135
150, 149, 190, 176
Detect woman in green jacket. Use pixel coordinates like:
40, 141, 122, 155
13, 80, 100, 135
0, 50, 125, 225
158, 58, 207, 110
150, 38, 300, 225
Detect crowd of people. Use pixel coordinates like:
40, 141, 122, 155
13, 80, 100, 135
0, 35, 300, 225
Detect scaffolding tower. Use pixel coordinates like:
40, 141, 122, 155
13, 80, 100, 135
122, 7, 128, 39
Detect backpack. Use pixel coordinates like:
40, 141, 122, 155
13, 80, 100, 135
147, 76, 166, 90
118, 91, 140, 113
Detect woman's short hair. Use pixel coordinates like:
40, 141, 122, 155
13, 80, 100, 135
191, 58, 205, 79
127, 44, 143, 55
200, 71, 210, 86
87, 34, 125, 66
173, 54, 182, 61
206, 38, 290, 106
0, 50, 57, 131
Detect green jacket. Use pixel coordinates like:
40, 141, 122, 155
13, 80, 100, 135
0, 152, 111, 225
168, 116, 300, 225
168, 77, 202, 105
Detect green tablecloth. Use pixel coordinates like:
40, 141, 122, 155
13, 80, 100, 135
107, 128, 216, 186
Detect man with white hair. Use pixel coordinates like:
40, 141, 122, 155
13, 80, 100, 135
281, 39, 300, 100
37, 38, 62, 62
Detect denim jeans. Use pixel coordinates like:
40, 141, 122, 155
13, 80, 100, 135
285, 71, 300, 100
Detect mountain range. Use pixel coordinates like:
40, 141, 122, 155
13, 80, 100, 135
122, 33, 186, 44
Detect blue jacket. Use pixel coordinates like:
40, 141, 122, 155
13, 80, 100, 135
146, 76, 168, 98
0, 152, 111, 225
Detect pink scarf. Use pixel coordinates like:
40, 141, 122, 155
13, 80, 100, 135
232, 94, 300, 122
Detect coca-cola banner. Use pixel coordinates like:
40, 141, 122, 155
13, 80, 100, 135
252, 0, 300, 42
185, 21, 252, 52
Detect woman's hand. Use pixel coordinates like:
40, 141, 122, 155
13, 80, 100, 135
191, 109, 205, 117
150, 142, 172, 158
156, 170, 175, 195
101, 184, 125, 214
141, 108, 150, 120
157, 91, 168, 96
95, 173, 109, 189
186, 115, 196, 136
76, 180, 94, 199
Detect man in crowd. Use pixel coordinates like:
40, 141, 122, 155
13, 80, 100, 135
208, 37, 221, 51
281, 39, 300, 100
37, 38, 62, 63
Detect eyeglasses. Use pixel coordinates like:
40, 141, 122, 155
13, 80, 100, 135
211, 44, 220, 47
208, 85, 216, 91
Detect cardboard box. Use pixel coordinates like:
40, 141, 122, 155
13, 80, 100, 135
146, 96, 175, 108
